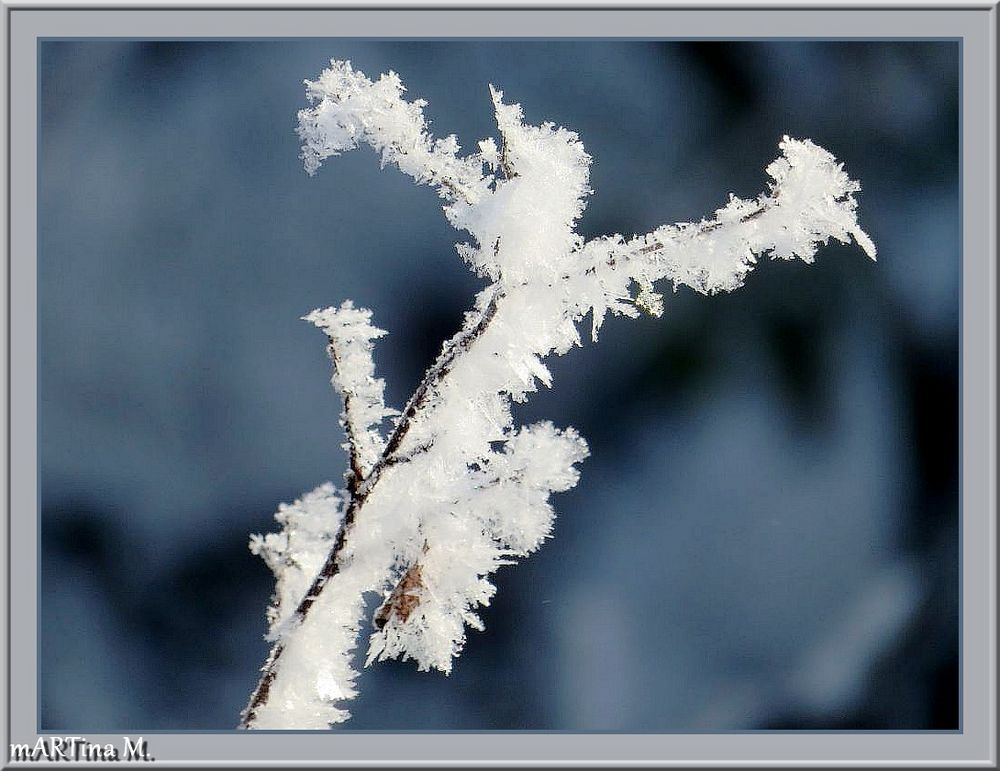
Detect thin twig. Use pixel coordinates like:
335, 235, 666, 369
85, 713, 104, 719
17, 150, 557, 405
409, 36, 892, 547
635, 200, 771, 256
326, 342, 367, 498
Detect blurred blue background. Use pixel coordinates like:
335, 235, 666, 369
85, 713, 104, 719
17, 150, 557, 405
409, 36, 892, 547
39, 40, 958, 731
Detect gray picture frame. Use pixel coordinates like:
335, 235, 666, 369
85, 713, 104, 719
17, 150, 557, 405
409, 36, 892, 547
4, 2, 995, 767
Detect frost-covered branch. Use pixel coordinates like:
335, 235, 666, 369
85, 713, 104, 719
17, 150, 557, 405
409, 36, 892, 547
296, 60, 494, 208
241, 59, 875, 729
571, 135, 876, 339
304, 301, 397, 492
240, 289, 505, 728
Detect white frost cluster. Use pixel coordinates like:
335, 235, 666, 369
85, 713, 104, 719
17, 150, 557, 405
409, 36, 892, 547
303, 301, 398, 476
244, 60, 875, 729
297, 60, 491, 206
248, 483, 346, 638
366, 421, 588, 673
